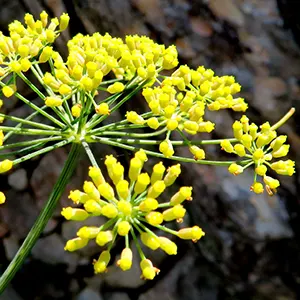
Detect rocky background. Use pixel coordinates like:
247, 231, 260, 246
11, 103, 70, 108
1, 0, 300, 299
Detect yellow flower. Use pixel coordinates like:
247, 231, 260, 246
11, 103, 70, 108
62, 155, 204, 279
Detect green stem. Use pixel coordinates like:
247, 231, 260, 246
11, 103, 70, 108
0, 126, 65, 136
0, 113, 57, 130
3, 105, 48, 142
0, 142, 82, 293
92, 137, 236, 146
81, 140, 99, 168
0, 136, 63, 150
91, 136, 244, 166
91, 127, 167, 138
270, 107, 295, 131
13, 138, 74, 165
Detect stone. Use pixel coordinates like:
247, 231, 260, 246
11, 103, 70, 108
76, 288, 103, 300
190, 17, 213, 37
8, 169, 28, 191
31, 233, 79, 272
105, 293, 130, 300
209, 0, 245, 27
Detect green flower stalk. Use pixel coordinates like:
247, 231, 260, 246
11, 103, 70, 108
62, 150, 204, 279
0, 10, 295, 289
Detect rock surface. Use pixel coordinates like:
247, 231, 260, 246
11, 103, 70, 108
0, 0, 299, 299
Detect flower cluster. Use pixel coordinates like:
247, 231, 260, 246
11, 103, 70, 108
42, 32, 179, 112
0, 11, 69, 93
126, 64, 248, 159
221, 115, 295, 194
62, 150, 204, 279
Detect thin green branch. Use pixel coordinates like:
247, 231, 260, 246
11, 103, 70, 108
0, 143, 82, 293
13, 137, 75, 165
0, 113, 57, 130
91, 136, 247, 166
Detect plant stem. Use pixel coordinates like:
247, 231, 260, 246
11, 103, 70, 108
0, 142, 82, 293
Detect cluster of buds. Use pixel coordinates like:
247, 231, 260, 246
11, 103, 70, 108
62, 150, 204, 279
126, 64, 247, 159
42, 32, 179, 114
0, 11, 69, 96
221, 115, 295, 194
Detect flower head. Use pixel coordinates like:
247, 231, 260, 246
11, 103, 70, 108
62, 152, 204, 279
221, 113, 295, 194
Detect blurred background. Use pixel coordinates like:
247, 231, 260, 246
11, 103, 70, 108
1, 0, 300, 299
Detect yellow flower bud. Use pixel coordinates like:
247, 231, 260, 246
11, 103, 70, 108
9, 61, 22, 73
96, 230, 113, 246
170, 186, 192, 205
64, 237, 88, 252
126, 111, 145, 125
117, 200, 132, 216
159, 140, 174, 158
0, 192, 6, 204
263, 175, 280, 189
145, 211, 164, 226
234, 144, 246, 157
117, 248, 132, 271
0, 159, 13, 173
151, 162, 165, 185
196, 121, 214, 133
107, 82, 125, 94
117, 220, 131, 236
252, 149, 264, 161
134, 173, 150, 194
178, 226, 205, 241
89, 166, 105, 186
40, 11, 48, 27
39, 46, 52, 63
80, 77, 94, 91
241, 134, 253, 149
98, 182, 115, 200
251, 182, 264, 194
68, 190, 89, 204
270, 135, 287, 152
61, 207, 89, 221
59, 13, 70, 31
166, 119, 178, 131
135, 149, 148, 162
147, 117, 160, 129
45, 96, 63, 107
255, 164, 267, 176
189, 146, 205, 160
141, 232, 160, 250
110, 162, 124, 185
96, 103, 110, 115
71, 104, 82, 118
84, 200, 102, 215
129, 157, 142, 181
158, 237, 177, 255
116, 180, 129, 200
94, 250, 111, 273
139, 198, 159, 212
232, 121, 243, 140
228, 163, 243, 175
77, 226, 100, 239
147, 180, 166, 198
272, 145, 290, 158
83, 181, 100, 201
2, 85, 16, 98
140, 259, 159, 280
163, 204, 186, 221
59, 83, 72, 95
164, 164, 181, 187
101, 203, 118, 218
220, 140, 235, 153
